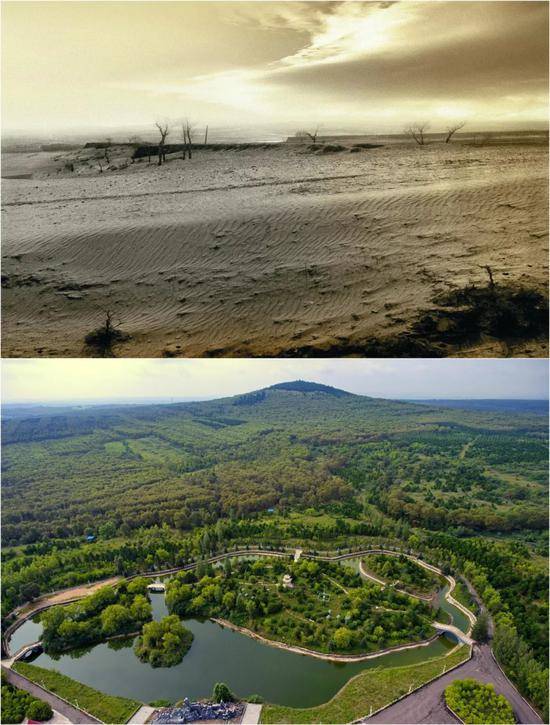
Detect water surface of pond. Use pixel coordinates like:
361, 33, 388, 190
15, 593, 457, 707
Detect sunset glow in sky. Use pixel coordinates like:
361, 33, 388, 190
2, 1, 548, 135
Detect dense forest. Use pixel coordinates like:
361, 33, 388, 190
165, 558, 434, 653
2, 383, 546, 545
41, 578, 152, 653
361, 553, 443, 596
1, 382, 548, 718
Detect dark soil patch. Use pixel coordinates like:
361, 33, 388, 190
83, 312, 130, 357
2, 273, 43, 288
285, 282, 548, 358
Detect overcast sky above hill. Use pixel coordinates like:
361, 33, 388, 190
2, 359, 548, 403
2, 1, 548, 136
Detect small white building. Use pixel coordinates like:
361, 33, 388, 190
282, 574, 293, 589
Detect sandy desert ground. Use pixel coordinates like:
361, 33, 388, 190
1, 139, 548, 357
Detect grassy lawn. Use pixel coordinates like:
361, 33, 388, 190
260, 645, 470, 724
12, 662, 141, 723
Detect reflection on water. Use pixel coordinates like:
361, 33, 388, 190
9, 614, 43, 653
349, 556, 470, 634
14, 590, 457, 707
435, 585, 470, 634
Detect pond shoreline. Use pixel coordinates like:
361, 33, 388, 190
211, 618, 441, 663
4, 547, 476, 659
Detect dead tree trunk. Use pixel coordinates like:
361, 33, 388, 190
305, 126, 319, 144
185, 119, 194, 160
482, 264, 496, 291
155, 122, 169, 166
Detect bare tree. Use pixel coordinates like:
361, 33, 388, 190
155, 121, 170, 166
84, 309, 128, 357
298, 126, 320, 144
480, 264, 496, 292
181, 123, 187, 160
445, 121, 466, 144
404, 123, 430, 145
184, 118, 195, 159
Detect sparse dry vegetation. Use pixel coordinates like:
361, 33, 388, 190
405, 122, 430, 145
84, 310, 130, 357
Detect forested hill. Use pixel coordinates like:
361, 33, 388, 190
267, 380, 353, 396
0, 383, 399, 444
2, 381, 546, 446
2, 381, 548, 545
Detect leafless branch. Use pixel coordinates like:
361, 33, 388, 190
181, 118, 195, 159
297, 126, 320, 144
155, 121, 170, 165
404, 122, 430, 145
445, 121, 466, 143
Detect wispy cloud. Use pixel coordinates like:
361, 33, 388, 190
274, 2, 412, 68
34, 1, 547, 132
108, 2, 415, 114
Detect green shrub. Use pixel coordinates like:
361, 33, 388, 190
444, 679, 515, 724
134, 615, 193, 667
1, 683, 33, 723
0, 682, 52, 724
213, 683, 235, 703
12, 663, 140, 724
26, 700, 54, 722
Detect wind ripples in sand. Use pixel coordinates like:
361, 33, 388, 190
2, 144, 547, 356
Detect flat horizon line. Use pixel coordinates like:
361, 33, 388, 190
3, 396, 548, 406
2, 127, 549, 141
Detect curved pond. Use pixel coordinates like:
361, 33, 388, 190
12, 591, 459, 708
345, 556, 470, 634
9, 614, 44, 654
435, 585, 470, 633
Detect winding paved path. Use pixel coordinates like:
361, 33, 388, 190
364, 644, 542, 724
3, 546, 540, 724
2, 665, 100, 724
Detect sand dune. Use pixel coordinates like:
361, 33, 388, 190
2, 142, 548, 357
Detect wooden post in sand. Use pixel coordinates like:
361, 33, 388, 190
204, 126, 209, 145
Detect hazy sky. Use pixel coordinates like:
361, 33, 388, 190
2, 1, 548, 135
2, 359, 548, 403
